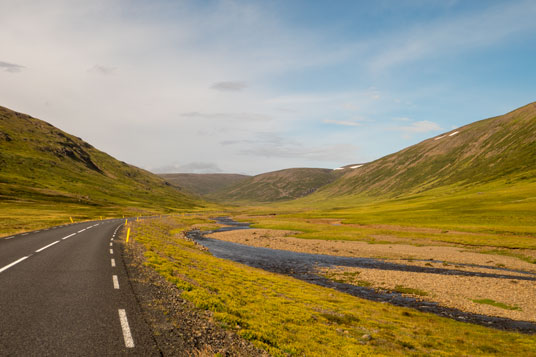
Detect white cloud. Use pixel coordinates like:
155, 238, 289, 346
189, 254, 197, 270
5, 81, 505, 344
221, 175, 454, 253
211, 81, 247, 91
0, 1, 531, 175
323, 119, 362, 127
241, 142, 359, 162
152, 162, 223, 174
396, 120, 442, 133
368, 1, 536, 71
180, 112, 272, 122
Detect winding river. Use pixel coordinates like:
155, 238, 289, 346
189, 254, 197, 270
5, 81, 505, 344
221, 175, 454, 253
186, 217, 536, 333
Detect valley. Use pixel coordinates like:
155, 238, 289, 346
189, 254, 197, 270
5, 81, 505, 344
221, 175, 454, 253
1, 102, 535, 355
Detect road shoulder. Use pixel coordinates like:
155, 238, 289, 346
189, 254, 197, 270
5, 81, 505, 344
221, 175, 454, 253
121, 239, 267, 356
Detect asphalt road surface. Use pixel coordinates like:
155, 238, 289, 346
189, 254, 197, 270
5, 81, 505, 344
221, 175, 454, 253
0, 219, 160, 355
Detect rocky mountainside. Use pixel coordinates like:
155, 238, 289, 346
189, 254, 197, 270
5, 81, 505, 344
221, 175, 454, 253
0, 105, 202, 211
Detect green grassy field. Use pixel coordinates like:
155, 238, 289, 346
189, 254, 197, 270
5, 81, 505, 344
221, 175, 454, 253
127, 216, 536, 356
231, 176, 536, 251
0, 105, 211, 236
0, 199, 217, 236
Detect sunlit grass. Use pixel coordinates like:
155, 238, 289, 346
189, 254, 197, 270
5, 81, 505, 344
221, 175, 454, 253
473, 299, 522, 311
229, 178, 536, 250
128, 216, 536, 356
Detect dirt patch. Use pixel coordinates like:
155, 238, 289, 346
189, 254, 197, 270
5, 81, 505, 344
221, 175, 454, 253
206, 229, 536, 273
122, 239, 267, 356
320, 266, 536, 323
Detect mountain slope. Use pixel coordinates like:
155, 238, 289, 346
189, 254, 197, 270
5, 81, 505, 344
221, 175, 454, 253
0, 105, 202, 214
312, 102, 536, 199
158, 173, 250, 196
209, 168, 343, 203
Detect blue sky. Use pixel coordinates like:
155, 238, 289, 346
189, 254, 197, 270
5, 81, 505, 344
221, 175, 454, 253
1, 0, 535, 174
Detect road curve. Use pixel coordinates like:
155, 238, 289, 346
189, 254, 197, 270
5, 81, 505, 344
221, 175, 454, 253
0, 219, 160, 355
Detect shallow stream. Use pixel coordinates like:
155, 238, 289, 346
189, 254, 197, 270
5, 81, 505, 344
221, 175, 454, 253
186, 217, 536, 333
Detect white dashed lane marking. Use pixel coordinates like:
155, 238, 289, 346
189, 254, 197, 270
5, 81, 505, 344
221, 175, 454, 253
110, 242, 113, 247
110, 249, 113, 254
118, 309, 135, 348
113, 275, 120, 289
62, 233, 76, 240
111, 259, 116, 267
0, 256, 30, 274
35, 240, 60, 253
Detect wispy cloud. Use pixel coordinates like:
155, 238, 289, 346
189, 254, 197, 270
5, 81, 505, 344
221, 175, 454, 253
211, 81, 247, 92
241, 142, 358, 162
88, 65, 116, 75
223, 132, 359, 162
395, 120, 442, 133
1, 1, 533, 175
0, 60, 24, 73
369, 1, 536, 71
180, 112, 271, 122
152, 161, 222, 174
323, 119, 362, 127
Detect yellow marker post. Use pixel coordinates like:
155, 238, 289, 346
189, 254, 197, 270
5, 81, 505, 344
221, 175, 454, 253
69, 217, 74, 223
126, 227, 131, 243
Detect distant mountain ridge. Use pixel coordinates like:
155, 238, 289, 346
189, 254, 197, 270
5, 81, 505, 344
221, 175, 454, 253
158, 173, 250, 196
208, 167, 344, 203
0, 105, 202, 212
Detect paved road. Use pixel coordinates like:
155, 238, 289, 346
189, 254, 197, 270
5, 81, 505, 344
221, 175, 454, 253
0, 219, 160, 355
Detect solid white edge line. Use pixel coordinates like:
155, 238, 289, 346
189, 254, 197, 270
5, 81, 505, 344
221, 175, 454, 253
111, 259, 116, 267
77, 229, 86, 233
0, 256, 29, 273
118, 309, 135, 348
113, 275, 120, 289
6, 236, 14, 240
35, 240, 60, 253
21, 233, 28, 236
62, 233, 76, 240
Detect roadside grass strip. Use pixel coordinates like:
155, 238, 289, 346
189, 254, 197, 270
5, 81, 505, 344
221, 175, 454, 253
130, 217, 536, 356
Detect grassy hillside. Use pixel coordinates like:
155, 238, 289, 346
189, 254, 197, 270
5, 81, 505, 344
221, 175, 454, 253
249, 102, 535, 239
0, 105, 204, 234
158, 173, 250, 196
314, 102, 536, 199
209, 168, 343, 203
